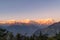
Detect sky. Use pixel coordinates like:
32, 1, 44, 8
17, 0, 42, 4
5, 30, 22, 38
0, 0, 60, 21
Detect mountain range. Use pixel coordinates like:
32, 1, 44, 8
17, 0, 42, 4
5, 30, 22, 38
0, 19, 59, 36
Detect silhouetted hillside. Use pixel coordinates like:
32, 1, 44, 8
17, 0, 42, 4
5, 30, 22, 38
34, 22, 60, 37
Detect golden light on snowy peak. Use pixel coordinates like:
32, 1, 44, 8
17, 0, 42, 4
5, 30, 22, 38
6, 20, 16, 24
34, 18, 54, 25
0, 20, 16, 24
0, 18, 54, 25
19, 19, 31, 23
0, 21, 6, 24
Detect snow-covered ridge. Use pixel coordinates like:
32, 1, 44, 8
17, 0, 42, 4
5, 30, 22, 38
0, 18, 54, 25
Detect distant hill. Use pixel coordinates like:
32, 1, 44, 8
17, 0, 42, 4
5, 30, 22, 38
0, 22, 49, 36
34, 22, 60, 37
0, 19, 54, 36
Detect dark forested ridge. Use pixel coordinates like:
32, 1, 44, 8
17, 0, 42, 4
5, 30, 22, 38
0, 28, 60, 40
0, 22, 60, 40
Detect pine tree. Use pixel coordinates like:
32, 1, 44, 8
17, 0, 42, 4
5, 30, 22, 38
0, 28, 8, 40
55, 32, 60, 40
8, 32, 14, 40
16, 33, 21, 40
30, 36, 34, 40
38, 31, 48, 40
26, 36, 29, 40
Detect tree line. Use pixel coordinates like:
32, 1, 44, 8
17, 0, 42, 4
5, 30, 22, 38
0, 28, 60, 40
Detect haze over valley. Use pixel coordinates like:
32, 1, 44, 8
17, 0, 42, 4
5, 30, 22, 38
0, 18, 58, 36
